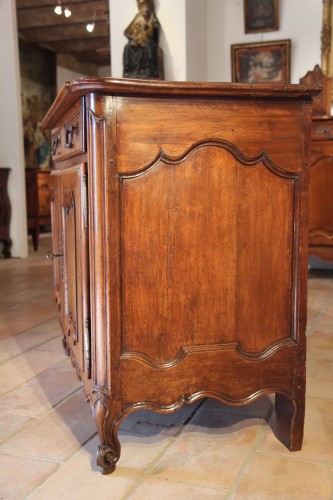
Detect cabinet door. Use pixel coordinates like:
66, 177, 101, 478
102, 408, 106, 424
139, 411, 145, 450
50, 172, 62, 316
58, 163, 91, 379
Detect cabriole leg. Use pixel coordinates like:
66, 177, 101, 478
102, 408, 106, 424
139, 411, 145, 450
93, 394, 122, 474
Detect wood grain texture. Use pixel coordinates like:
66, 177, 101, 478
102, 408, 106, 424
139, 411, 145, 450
120, 143, 296, 360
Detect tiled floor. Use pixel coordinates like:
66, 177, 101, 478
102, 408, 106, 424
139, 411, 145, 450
0, 234, 333, 499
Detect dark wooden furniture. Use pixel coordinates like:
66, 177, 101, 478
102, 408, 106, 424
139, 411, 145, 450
0, 168, 12, 258
300, 66, 333, 262
42, 78, 319, 474
308, 116, 333, 262
25, 168, 51, 251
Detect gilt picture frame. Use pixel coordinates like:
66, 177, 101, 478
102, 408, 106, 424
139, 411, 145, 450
244, 0, 279, 33
231, 39, 291, 84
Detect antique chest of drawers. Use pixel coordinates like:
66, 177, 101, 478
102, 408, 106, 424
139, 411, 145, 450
42, 79, 319, 474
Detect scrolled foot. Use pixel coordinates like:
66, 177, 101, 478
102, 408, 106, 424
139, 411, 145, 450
62, 335, 70, 356
96, 444, 118, 475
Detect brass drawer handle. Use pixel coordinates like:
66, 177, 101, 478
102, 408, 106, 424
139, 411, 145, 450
46, 251, 63, 260
316, 127, 331, 135
64, 122, 79, 149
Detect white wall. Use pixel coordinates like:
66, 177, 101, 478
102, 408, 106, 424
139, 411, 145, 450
206, 0, 322, 83
0, 0, 27, 258
186, 0, 207, 81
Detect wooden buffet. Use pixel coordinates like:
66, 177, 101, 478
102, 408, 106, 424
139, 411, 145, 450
42, 78, 320, 474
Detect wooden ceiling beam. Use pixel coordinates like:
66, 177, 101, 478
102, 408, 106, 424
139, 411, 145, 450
46, 36, 110, 53
16, 0, 101, 10
19, 21, 109, 43
17, 0, 111, 67
17, 0, 109, 29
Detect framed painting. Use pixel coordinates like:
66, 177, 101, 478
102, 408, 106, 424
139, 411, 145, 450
231, 39, 291, 84
321, 0, 333, 99
244, 0, 279, 33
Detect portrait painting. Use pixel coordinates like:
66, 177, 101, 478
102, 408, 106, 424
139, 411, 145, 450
244, 0, 279, 33
231, 40, 290, 84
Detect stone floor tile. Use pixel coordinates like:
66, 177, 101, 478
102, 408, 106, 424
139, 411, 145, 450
0, 349, 67, 394
34, 336, 65, 353
234, 452, 333, 499
306, 357, 333, 400
151, 409, 266, 488
313, 309, 333, 335
0, 392, 96, 462
258, 397, 333, 463
28, 438, 141, 499
128, 477, 228, 499
0, 413, 35, 444
0, 359, 81, 417
0, 326, 59, 362
0, 454, 58, 500
307, 329, 333, 360
0, 319, 45, 340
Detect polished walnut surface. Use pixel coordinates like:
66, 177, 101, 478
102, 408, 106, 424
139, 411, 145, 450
42, 78, 320, 474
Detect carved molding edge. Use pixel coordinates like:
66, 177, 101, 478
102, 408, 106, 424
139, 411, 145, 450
310, 153, 333, 167
309, 228, 333, 239
123, 387, 293, 417
118, 139, 299, 180
121, 338, 296, 370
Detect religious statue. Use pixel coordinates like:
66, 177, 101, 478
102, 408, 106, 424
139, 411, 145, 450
123, 0, 164, 80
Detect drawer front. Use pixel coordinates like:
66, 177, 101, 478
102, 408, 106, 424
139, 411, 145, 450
311, 120, 333, 141
51, 98, 85, 161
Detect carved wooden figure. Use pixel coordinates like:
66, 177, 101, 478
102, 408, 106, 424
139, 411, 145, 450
42, 78, 320, 474
123, 0, 163, 79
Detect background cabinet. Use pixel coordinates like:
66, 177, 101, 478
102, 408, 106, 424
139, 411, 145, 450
42, 78, 319, 474
308, 119, 333, 262
25, 168, 51, 251
300, 66, 333, 262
